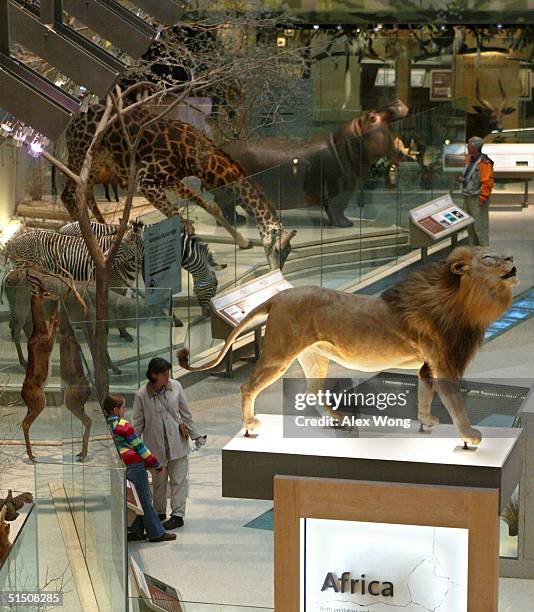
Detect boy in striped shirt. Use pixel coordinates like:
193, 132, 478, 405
104, 394, 176, 543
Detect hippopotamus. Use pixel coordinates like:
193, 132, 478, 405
219, 99, 409, 227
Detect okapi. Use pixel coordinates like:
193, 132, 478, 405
95, 162, 122, 203
20, 272, 60, 463
220, 100, 409, 228
466, 78, 516, 140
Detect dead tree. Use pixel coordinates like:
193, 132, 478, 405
20, 272, 60, 463
41, 82, 199, 399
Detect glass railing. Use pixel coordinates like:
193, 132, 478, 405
64, 287, 174, 393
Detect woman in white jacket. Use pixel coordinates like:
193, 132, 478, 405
132, 358, 207, 530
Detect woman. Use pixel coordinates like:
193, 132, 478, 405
132, 358, 207, 530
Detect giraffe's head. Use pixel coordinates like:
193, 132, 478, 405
267, 229, 297, 270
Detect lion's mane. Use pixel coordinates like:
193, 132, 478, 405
381, 250, 512, 377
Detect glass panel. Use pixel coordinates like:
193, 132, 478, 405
67, 289, 173, 392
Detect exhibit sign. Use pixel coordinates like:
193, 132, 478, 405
430, 69, 453, 101
275, 476, 500, 612
301, 518, 468, 612
130, 557, 184, 611
409, 194, 473, 240
143, 216, 181, 305
211, 269, 293, 328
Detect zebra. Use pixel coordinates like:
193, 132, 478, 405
58, 222, 227, 316
3, 226, 144, 341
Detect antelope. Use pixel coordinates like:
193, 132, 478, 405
20, 272, 60, 463
0, 506, 10, 566
466, 77, 516, 139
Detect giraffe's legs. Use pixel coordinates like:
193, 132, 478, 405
172, 182, 252, 249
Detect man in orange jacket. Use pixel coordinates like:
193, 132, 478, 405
461, 135, 494, 246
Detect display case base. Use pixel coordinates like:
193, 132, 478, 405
222, 414, 522, 512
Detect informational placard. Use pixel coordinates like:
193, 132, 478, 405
301, 518, 468, 612
130, 557, 184, 612
430, 69, 452, 100
126, 480, 143, 516
211, 269, 293, 328
143, 216, 181, 305
410, 194, 473, 240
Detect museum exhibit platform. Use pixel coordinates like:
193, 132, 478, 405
222, 414, 523, 512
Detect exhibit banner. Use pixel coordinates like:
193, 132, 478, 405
301, 518, 468, 612
143, 216, 181, 306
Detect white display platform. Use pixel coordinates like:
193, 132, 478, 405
222, 414, 522, 511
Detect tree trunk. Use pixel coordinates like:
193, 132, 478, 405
93, 265, 110, 400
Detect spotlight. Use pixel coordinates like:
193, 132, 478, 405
313, 25, 320, 30
497, 24, 503, 29
27, 134, 50, 158
337, 25, 342, 31
444, 139, 451, 145
13, 124, 26, 142
0, 121, 13, 135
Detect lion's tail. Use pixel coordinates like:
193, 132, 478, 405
177, 299, 273, 372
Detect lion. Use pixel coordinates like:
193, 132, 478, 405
178, 247, 517, 446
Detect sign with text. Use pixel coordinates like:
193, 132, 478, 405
211, 269, 292, 328
301, 518, 468, 612
409, 194, 473, 240
143, 217, 181, 305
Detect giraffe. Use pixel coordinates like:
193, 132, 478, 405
61, 104, 297, 269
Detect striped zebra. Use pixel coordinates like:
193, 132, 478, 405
59, 222, 226, 316
4, 226, 143, 341
4, 226, 142, 291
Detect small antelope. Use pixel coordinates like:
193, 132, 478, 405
20, 272, 60, 463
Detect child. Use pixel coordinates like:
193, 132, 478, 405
104, 393, 176, 543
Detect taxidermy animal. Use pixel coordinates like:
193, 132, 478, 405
179, 247, 517, 446
94, 161, 121, 203
21, 272, 60, 463
62, 105, 296, 269
0, 506, 10, 567
0, 490, 33, 521
466, 78, 516, 139
220, 100, 409, 227
59, 307, 92, 461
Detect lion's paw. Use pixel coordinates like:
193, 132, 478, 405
243, 416, 261, 432
462, 427, 482, 446
419, 414, 439, 428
